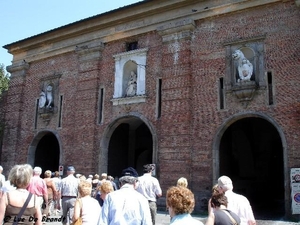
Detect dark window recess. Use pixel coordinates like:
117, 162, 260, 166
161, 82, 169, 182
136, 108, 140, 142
98, 88, 104, 124
267, 72, 274, 105
219, 77, 224, 109
157, 79, 162, 119
34, 99, 39, 129
126, 42, 138, 51
58, 95, 63, 127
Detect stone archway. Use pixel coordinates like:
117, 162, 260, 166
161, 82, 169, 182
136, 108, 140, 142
99, 114, 157, 178
28, 131, 61, 176
213, 113, 287, 220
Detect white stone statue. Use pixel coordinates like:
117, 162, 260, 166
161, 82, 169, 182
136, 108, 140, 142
232, 49, 253, 82
126, 71, 137, 97
39, 91, 46, 108
45, 85, 53, 108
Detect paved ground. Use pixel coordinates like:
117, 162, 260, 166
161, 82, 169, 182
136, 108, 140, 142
44, 211, 299, 225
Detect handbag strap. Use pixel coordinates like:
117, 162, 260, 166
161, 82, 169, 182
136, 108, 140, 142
221, 209, 237, 225
13, 193, 33, 225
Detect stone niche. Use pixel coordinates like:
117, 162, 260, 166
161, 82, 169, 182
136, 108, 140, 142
38, 73, 61, 124
225, 37, 266, 104
111, 48, 148, 106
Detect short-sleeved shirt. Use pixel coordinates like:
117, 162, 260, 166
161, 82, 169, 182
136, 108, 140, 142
136, 173, 162, 202
225, 190, 255, 225
27, 175, 47, 197
60, 174, 79, 197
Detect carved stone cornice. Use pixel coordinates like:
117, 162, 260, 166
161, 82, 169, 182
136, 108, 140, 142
6, 60, 29, 78
75, 40, 104, 62
157, 18, 195, 43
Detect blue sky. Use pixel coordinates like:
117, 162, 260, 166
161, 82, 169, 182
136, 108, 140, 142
0, 0, 141, 73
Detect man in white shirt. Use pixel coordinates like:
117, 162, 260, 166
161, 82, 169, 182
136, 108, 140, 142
136, 164, 162, 225
98, 167, 152, 225
217, 175, 256, 225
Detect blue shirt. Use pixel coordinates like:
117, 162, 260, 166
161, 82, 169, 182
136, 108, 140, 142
171, 213, 204, 225
98, 184, 152, 225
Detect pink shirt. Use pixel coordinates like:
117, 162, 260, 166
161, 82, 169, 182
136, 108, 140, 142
27, 175, 47, 196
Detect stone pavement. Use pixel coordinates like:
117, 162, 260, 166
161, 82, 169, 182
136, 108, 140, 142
44, 211, 299, 225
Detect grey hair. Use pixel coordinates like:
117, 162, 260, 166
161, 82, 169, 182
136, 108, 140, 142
0, 166, 3, 171
119, 176, 138, 185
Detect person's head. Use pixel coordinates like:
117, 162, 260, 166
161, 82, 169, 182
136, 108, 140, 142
212, 183, 219, 194
119, 167, 139, 188
210, 191, 228, 208
67, 166, 75, 175
44, 170, 52, 178
166, 186, 195, 217
217, 175, 233, 192
99, 180, 114, 200
0, 165, 3, 173
143, 164, 155, 173
177, 177, 188, 188
78, 180, 92, 197
88, 175, 93, 179
33, 166, 42, 176
93, 174, 99, 180
9, 164, 33, 189
101, 173, 108, 180
54, 171, 60, 178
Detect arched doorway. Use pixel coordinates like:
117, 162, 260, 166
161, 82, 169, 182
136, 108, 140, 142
219, 117, 285, 219
29, 132, 60, 176
100, 115, 156, 179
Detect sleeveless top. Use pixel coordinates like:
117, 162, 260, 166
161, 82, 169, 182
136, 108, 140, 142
5, 192, 36, 225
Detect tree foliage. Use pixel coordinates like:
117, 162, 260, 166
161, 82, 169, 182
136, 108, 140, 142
0, 64, 9, 95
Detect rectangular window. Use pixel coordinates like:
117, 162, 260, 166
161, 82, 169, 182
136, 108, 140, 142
157, 79, 162, 119
267, 72, 274, 105
126, 41, 138, 51
219, 77, 224, 109
98, 88, 104, 124
58, 95, 63, 128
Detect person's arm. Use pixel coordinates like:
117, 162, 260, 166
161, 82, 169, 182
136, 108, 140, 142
34, 195, 43, 225
0, 192, 7, 223
205, 211, 215, 225
72, 199, 81, 222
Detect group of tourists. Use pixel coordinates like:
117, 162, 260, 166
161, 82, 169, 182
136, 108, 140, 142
0, 164, 256, 225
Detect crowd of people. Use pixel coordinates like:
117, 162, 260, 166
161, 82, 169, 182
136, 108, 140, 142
0, 164, 256, 225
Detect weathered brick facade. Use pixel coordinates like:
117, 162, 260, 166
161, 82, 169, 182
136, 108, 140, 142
2, 0, 300, 219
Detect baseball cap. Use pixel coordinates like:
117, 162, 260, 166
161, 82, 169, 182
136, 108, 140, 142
67, 166, 75, 171
121, 167, 139, 177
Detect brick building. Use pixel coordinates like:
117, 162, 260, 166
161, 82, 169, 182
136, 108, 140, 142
2, 0, 300, 220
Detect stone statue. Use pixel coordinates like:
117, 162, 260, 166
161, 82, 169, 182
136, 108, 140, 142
126, 71, 137, 97
45, 85, 53, 108
232, 49, 253, 82
38, 85, 53, 109
39, 91, 46, 108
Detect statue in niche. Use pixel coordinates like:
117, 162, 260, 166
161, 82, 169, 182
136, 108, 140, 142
39, 85, 54, 109
232, 49, 253, 82
39, 90, 46, 108
125, 71, 137, 97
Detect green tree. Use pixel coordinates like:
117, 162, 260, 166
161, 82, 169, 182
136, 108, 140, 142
0, 64, 9, 95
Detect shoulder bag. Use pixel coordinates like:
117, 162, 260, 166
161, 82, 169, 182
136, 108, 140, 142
221, 209, 238, 225
13, 193, 33, 225
71, 198, 83, 225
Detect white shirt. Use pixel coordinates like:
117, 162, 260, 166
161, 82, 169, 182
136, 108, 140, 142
136, 173, 162, 202
225, 190, 255, 225
98, 183, 152, 225
81, 196, 101, 225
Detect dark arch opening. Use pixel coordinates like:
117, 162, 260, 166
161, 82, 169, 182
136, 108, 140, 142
107, 119, 153, 178
220, 117, 284, 220
34, 132, 60, 177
